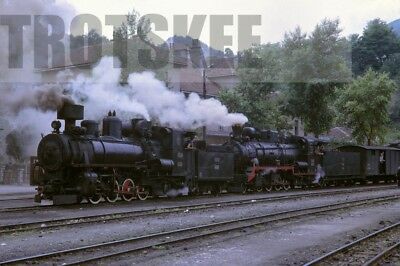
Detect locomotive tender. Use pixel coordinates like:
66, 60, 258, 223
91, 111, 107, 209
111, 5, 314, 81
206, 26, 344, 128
32, 104, 400, 205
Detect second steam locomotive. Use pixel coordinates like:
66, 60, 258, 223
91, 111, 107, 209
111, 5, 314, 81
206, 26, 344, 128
32, 104, 400, 204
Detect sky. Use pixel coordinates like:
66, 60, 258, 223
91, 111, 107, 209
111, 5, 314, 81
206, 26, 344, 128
66, 0, 400, 51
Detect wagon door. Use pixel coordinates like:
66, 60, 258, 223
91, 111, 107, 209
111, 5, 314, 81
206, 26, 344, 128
368, 150, 380, 176
386, 150, 399, 176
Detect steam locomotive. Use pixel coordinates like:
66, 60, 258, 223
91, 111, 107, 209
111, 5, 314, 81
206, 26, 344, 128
32, 104, 400, 205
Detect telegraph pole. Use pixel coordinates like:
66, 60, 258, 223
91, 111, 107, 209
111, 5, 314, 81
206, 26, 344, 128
202, 68, 207, 140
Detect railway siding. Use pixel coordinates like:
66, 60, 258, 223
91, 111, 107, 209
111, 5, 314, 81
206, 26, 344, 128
0, 186, 398, 234
2, 194, 400, 265
305, 222, 400, 265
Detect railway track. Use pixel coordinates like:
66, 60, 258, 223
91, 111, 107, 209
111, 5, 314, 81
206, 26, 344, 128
0, 203, 56, 213
304, 221, 400, 266
2, 194, 400, 265
1, 185, 398, 235
0, 184, 396, 215
0, 192, 35, 202
366, 242, 400, 266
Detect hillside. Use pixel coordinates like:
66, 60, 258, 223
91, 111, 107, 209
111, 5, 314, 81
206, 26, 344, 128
389, 19, 400, 36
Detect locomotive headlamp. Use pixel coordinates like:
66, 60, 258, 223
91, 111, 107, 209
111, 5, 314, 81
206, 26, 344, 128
51, 120, 62, 132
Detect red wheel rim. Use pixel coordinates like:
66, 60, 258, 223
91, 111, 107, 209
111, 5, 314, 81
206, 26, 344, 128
122, 179, 135, 202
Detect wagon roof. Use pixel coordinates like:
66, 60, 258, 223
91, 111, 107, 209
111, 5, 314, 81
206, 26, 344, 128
295, 136, 330, 145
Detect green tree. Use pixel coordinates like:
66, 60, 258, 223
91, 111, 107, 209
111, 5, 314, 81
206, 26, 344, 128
107, 9, 161, 81
126, 9, 140, 38
336, 69, 396, 145
113, 9, 151, 40
224, 48, 234, 58
352, 19, 400, 76
381, 53, 400, 82
283, 19, 352, 136
220, 44, 291, 130
70, 29, 109, 49
283, 26, 307, 53
351, 20, 400, 124
381, 53, 400, 121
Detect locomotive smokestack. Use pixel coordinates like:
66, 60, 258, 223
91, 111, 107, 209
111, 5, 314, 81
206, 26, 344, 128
57, 104, 84, 133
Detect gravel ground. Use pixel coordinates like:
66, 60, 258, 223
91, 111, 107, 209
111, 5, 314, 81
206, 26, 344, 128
385, 248, 400, 265
0, 185, 36, 209
0, 188, 399, 263
0, 185, 36, 195
1, 186, 397, 226
0, 187, 326, 210
316, 224, 400, 265
109, 201, 400, 266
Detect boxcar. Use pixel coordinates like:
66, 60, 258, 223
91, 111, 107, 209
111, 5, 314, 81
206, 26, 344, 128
322, 151, 361, 179
337, 145, 400, 179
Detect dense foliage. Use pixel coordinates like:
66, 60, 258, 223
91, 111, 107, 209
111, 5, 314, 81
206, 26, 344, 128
220, 19, 353, 136
283, 19, 352, 136
336, 70, 396, 145
218, 18, 400, 144
351, 19, 400, 76
219, 44, 291, 130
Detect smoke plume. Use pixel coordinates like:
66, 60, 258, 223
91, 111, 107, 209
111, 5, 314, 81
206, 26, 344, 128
0, 1, 248, 161
5, 85, 74, 114
0, 0, 76, 162
1, 56, 248, 160
69, 57, 248, 129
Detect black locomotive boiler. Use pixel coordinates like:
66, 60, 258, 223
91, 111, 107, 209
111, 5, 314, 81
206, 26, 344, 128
33, 104, 237, 204
32, 104, 400, 205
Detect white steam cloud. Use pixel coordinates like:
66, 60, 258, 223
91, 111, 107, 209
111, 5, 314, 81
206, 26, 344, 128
69, 57, 248, 129
0, 0, 76, 162
0, 1, 247, 162
0, 56, 248, 160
